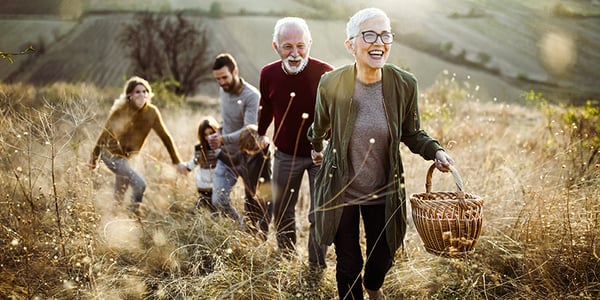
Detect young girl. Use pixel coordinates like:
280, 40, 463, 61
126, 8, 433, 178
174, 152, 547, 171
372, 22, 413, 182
185, 116, 220, 213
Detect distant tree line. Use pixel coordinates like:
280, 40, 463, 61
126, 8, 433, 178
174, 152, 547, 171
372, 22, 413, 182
120, 12, 213, 96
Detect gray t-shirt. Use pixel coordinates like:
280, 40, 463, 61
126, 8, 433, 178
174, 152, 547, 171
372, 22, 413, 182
343, 80, 390, 205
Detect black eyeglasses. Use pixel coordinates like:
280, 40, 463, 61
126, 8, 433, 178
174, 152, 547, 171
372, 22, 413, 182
353, 31, 394, 44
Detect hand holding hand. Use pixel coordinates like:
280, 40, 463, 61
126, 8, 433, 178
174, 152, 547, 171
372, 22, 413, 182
208, 132, 222, 150
311, 150, 324, 166
258, 135, 270, 149
176, 162, 190, 175
434, 150, 454, 172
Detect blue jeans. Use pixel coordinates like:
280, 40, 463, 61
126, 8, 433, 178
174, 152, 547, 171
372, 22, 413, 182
272, 150, 327, 267
212, 148, 272, 234
101, 152, 146, 204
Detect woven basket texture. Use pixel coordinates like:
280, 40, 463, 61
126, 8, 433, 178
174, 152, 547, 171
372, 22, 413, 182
410, 164, 483, 258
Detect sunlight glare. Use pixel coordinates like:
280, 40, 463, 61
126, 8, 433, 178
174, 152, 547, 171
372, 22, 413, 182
103, 219, 142, 251
538, 31, 576, 76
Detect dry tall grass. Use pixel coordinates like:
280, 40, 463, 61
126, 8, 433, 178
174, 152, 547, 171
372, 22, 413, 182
0, 77, 598, 299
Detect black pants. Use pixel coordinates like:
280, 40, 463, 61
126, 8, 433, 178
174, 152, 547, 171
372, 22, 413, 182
335, 204, 393, 300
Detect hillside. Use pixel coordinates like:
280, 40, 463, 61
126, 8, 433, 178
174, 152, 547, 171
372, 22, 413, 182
0, 0, 598, 105
365, 0, 600, 104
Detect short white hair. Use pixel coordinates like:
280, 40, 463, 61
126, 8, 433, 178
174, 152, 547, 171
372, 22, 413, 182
272, 17, 312, 46
346, 8, 391, 42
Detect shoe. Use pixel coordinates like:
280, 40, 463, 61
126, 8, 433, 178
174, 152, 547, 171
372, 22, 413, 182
308, 262, 326, 273
365, 288, 385, 300
128, 202, 142, 218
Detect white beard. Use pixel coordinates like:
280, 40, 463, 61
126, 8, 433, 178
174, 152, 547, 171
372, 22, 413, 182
283, 56, 308, 75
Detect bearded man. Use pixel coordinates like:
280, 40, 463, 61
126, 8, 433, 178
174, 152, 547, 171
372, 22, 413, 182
257, 17, 333, 270
209, 53, 272, 238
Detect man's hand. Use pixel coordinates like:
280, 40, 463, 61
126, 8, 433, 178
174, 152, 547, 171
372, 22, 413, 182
258, 135, 270, 149
208, 132, 223, 150
434, 150, 454, 172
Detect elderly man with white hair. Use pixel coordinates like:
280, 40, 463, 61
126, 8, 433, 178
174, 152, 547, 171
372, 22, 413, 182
257, 17, 334, 270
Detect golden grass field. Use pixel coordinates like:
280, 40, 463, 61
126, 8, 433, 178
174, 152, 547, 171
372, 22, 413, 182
0, 74, 598, 298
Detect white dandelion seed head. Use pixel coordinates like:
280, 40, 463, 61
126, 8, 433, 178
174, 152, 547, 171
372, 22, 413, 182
225, 248, 233, 254
259, 177, 265, 183
11, 239, 19, 246
63, 280, 75, 290
369, 138, 375, 144
302, 113, 309, 119
290, 189, 295, 193
237, 99, 242, 105
290, 92, 296, 98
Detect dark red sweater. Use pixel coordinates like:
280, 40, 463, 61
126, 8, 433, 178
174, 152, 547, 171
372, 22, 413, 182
258, 57, 333, 157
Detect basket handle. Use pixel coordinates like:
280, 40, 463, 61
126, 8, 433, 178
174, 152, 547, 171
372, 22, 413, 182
425, 163, 468, 209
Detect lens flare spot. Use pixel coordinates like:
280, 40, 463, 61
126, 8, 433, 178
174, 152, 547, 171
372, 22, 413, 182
538, 31, 576, 76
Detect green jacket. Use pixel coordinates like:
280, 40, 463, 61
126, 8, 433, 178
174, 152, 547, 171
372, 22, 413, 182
307, 64, 443, 256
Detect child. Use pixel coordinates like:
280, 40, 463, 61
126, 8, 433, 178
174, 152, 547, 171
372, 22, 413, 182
239, 124, 262, 156
238, 124, 273, 236
185, 116, 220, 213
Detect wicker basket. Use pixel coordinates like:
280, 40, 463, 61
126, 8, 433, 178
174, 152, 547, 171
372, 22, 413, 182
410, 164, 483, 258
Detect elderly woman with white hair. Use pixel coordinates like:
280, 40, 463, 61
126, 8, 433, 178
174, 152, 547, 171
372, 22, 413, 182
308, 7, 454, 300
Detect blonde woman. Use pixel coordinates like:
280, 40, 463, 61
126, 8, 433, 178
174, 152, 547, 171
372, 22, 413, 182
89, 76, 188, 215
